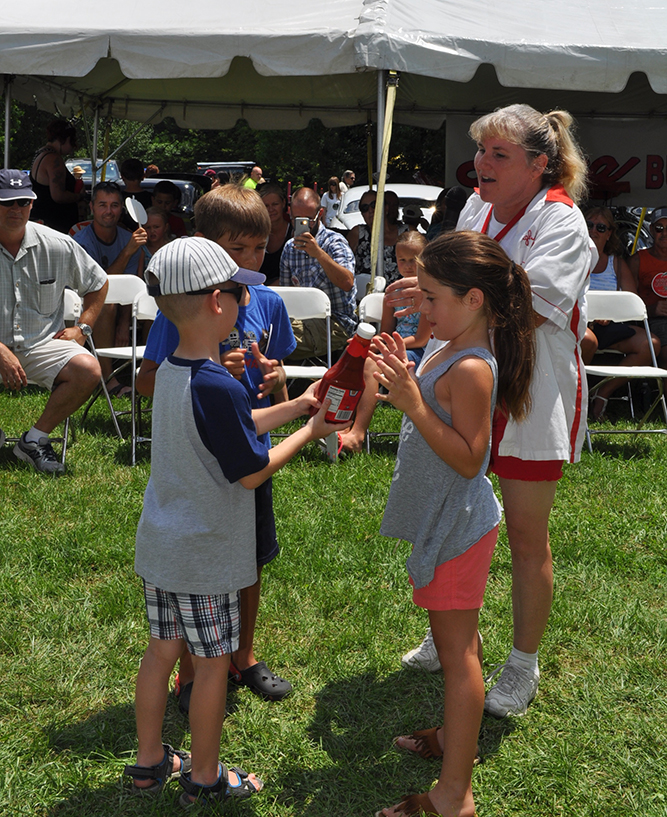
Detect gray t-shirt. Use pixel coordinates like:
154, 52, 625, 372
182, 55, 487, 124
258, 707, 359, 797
380, 347, 502, 589
135, 357, 269, 596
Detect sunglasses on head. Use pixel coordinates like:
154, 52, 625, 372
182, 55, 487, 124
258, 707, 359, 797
186, 284, 245, 303
93, 181, 122, 193
586, 220, 609, 234
654, 223, 666, 233
0, 198, 32, 208
359, 201, 376, 214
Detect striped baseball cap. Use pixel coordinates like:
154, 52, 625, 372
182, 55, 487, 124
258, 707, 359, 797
145, 236, 265, 296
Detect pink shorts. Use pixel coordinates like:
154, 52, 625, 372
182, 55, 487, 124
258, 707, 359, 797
410, 526, 499, 611
490, 412, 564, 482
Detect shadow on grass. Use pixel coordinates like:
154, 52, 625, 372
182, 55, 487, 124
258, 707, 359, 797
42, 689, 247, 816
271, 671, 515, 817
585, 435, 657, 459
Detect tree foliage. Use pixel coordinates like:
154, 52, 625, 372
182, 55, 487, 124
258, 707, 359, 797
3, 99, 446, 188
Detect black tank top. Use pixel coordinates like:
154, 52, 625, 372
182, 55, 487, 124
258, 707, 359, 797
29, 148, 79, 233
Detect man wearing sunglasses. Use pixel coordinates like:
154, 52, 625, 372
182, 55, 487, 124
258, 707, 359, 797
74, 181, 147, 395
279, 186, 356, 359
0, 170, 108, 473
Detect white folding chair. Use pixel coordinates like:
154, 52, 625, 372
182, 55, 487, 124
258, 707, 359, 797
272, 287, 340, 459
273, 287, 332, 381
2, 289, 83, 465
355, 274, 387, 303
585, 290, 667, 451
359, 292, 385, 328
82, 275, 148, 442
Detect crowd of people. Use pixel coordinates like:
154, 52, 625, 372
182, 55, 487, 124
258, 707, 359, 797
2, 105, 666, 815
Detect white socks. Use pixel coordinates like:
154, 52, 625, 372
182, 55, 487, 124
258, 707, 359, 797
509, 646, 539, 676
25, 426, 48, 444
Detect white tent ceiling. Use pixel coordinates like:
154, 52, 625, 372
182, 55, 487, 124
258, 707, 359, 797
3, 0, 667, 129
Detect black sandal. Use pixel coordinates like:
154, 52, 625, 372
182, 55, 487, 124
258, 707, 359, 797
124, 743, 191, 794
179, 762, 263, 809
230, 660, 293, 701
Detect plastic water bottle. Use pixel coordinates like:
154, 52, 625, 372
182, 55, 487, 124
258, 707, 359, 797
312, 322, 376, 423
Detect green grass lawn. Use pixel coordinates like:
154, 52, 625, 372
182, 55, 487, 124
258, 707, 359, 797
1, 388, 667, 816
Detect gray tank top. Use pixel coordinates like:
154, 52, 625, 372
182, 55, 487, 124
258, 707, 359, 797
380, 346, 502, 589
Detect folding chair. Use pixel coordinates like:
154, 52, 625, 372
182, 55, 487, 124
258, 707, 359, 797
273, 287, 332, 381
585, 290, 667, 451
272, 287, 339, 459
81, 275, 148, 442
355, 274, 387, 303
359, 292, 385, 328
2, 288, 83, 466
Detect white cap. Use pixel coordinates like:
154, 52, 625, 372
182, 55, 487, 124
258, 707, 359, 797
356, 322, 376, 339
145, 236, 265, 296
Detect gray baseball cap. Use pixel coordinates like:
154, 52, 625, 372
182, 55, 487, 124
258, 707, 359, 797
145, 237, 265, 296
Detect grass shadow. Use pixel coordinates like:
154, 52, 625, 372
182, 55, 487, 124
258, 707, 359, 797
269, 671, 515, 817
585, 435, 658, 459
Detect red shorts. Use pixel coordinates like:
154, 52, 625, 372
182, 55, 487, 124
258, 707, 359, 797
410, 526, 499, 611
490, 411, 564, 482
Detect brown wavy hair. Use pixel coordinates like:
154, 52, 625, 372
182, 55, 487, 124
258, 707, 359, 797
419, 231, 535, 421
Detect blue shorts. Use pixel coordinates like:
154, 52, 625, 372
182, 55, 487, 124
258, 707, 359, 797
406, 348, 424, 366
255, 479, 279, 566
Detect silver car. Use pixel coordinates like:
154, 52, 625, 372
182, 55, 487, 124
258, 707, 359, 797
329, 183, 443, 231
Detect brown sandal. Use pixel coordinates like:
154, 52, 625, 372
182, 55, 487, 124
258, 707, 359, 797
394, 726, 481, 765
375, 791, 479, 817
395, 727, 443, 759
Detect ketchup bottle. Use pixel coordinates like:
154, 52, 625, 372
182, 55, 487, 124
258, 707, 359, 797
311, 322, 376, 423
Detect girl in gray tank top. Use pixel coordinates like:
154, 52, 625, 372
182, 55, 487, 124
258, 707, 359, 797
373, 231, 536, 817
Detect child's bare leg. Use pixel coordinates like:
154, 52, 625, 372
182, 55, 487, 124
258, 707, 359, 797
427, 608, 482, 817
188, 654, 230, 785
338, 356, 380, 453
135, 636, 186, 785
183, 653, 263, 800
382, 609, 481, 817
232, 566, 263, 671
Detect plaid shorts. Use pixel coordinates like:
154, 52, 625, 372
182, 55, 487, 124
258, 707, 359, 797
143, 581, 241, 658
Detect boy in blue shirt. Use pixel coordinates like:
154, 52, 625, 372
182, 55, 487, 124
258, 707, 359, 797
126, 238, 343, 807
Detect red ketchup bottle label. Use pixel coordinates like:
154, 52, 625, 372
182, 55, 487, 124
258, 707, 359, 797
311, 322, 377, 424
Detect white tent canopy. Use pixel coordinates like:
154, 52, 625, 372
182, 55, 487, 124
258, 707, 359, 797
3, 0, 667, 130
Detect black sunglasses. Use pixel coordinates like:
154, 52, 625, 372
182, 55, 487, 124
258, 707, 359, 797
0, 198, 32, 208
586, 220, 609, 234
186, 284, 245, 303
654, 223, 666, 233
359, 201, 376, 214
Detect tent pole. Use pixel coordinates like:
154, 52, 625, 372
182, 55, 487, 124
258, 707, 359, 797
376, 70, 384, 178
375, 70, 386, 280
4, 75, 12, 169
91, 106, 100, 188
370, 71, 399, 291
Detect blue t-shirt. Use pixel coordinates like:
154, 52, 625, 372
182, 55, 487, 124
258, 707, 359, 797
144, 284, 296, 415
73, 223, 141, 275
184, 357, 270, 482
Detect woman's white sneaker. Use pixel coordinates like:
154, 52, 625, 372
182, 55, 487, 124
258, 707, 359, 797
401, 628, 442, 672
484, 661, 539, 717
